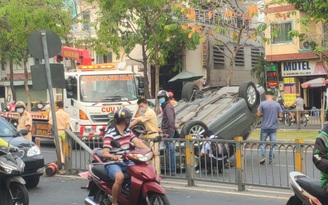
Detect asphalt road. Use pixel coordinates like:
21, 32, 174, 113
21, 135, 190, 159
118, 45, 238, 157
28, 175, 289, 205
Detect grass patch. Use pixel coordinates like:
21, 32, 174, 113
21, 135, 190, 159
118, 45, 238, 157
249, 129, 319, 142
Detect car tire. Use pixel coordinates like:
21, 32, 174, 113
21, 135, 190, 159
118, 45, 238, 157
181, 82, 200, 102
180, 120, 209, 139
24, 176, 40, 189
238, 81, 258, 112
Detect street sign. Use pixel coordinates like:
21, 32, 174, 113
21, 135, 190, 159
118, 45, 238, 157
28, 29, 61, 59
31, 64, 65, 90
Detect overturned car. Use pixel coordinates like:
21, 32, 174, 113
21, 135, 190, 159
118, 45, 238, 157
168, 81, 263, 139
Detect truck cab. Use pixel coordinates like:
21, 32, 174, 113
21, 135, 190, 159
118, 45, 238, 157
64, 65, 144, 140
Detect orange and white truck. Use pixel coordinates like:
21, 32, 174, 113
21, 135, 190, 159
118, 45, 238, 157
64, 64, 144, 141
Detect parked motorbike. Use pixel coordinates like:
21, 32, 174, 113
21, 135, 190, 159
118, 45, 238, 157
81, 134, 170, 205
287, 171, 328, 205
0, 130, 29, 205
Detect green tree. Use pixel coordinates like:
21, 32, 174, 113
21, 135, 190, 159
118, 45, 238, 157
182, 1, 266, 85
94, 0, 200, 99
251, 55, 268, 88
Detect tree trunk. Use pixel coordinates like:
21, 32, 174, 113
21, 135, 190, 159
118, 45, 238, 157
142, 44, 150, 98
23, 55, 31, 111
227, 56, 235, 86
154, 43, 160, 114
9, 58, 16, 101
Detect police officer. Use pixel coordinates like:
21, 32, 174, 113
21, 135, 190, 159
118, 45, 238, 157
15, 101, 32, 141
48, 101, 70, 174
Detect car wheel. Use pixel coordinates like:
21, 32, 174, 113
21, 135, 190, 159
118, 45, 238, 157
180, 120, 209, 139
238, 82, 258, 112
24, 176, 40, 189
181, 82, 200, 102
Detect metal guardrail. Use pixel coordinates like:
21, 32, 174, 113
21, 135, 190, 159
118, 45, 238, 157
64, 130, 319, 190
280, 109, 325, 130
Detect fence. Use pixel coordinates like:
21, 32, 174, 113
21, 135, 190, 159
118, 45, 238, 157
62, 129, 320, 191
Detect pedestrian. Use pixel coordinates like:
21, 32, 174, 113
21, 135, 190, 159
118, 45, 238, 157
168, 92, 177, 106
157, 90, 176, 175
313, 125, 328, 191
290, 93, 304, 122
15, 101, 32, 141
48, 101, 70, 175
257, 90, 283, 165
129, 98, 160, 174
102, 108, 154, 205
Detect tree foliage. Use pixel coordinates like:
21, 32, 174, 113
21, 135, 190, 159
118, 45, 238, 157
93, 0, 200, 98
251, 55, 268, 88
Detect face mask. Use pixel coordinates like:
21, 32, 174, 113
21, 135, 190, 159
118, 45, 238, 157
139, 107, 146, 115
16, 108, 24, 114
159, 98, 165, 104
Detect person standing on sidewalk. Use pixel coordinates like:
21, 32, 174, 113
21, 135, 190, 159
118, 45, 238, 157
157, 90, 176, 175
129, 98, 160, 174
257, 90, 283, 165
48, 101, 70, 174
15, 101, 32, 141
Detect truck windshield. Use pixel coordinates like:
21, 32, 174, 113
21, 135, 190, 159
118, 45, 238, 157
80, 74, 138, 102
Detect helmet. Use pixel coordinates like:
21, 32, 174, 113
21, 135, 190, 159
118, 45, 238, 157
114, 108, 132, 124
168, 92, 174, 98
15, 101, 26, 109
157, 90, 169, 99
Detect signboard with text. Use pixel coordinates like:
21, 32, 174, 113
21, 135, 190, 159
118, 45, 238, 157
282, 61, 327, 77
284, 93, 296, 106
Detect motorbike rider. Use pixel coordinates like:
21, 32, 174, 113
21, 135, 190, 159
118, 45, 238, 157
102, 108, 157, 205
313, 125, 328, 191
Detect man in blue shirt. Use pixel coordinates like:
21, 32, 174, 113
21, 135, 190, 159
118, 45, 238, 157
257, 90, 283, 164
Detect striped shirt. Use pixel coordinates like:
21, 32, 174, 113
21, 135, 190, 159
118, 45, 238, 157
103, 127, 136, 156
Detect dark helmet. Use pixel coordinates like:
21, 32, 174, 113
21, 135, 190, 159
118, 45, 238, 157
114, 108, 132, 124
157, 90, 169, 100
202, 130, 214, 138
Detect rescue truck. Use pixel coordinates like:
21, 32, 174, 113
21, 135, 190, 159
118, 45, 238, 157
64, 63, 144, 141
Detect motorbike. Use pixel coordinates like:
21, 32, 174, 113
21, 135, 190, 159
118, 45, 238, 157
283, 106, 309, 127
81, 134, 170, 205
0, 130, 29, 205
287, 171, 328, 205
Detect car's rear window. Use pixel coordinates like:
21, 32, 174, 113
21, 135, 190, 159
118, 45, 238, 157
0, 118, 17, 137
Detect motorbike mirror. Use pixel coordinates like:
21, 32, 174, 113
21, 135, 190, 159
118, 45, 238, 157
132, 128, 147, 135
110, 140, 121, 148
153, 136, 162, 143
18, 129, 28, 136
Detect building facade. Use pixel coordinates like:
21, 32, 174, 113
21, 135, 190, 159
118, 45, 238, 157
265, 1, 328, 109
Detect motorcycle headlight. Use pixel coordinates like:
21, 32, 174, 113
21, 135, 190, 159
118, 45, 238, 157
0, 161, 18, 174
27, 146, 41, 157
129, 152, 153, 162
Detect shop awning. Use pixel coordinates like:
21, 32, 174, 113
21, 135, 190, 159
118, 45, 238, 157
301, 77, 326, 88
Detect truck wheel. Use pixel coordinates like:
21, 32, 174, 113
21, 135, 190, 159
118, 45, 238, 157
180, 120, 209, 139
181, 82, 200, 102
238, 82, 258, 112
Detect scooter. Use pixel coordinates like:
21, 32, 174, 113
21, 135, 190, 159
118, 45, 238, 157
287, 171, 328, 205
82, 135, 170, 205
0, 130, 29, 205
